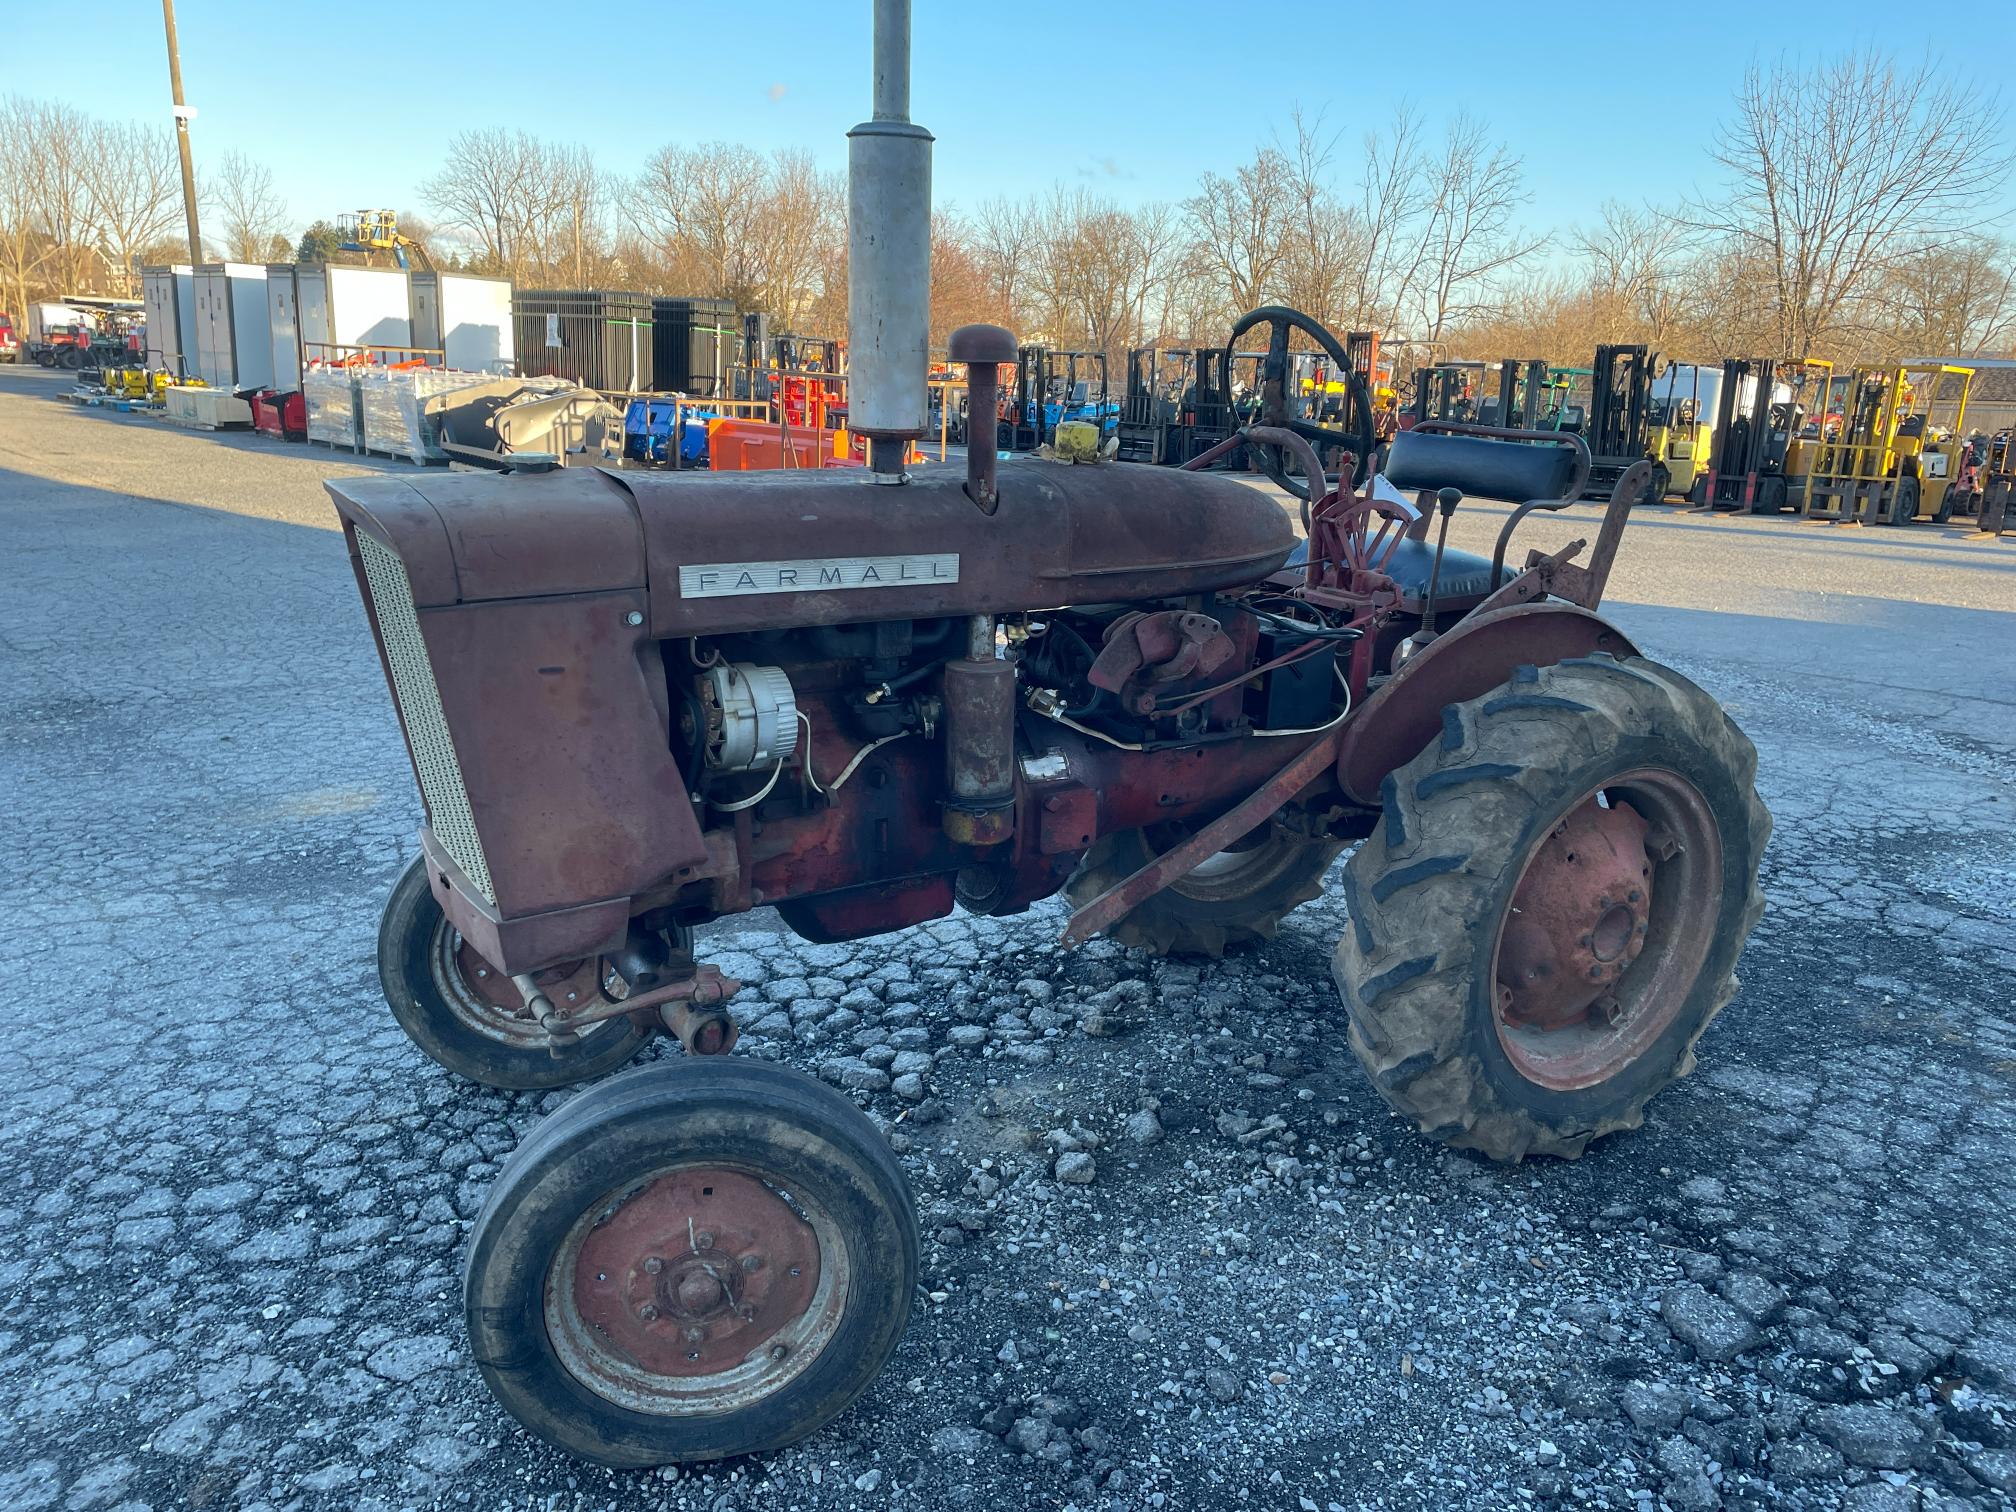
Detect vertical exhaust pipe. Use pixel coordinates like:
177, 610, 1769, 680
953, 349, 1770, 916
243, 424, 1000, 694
848, 0, 932, 482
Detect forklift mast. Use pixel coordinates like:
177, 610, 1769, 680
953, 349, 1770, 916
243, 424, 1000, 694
1581, 344, 1658, 497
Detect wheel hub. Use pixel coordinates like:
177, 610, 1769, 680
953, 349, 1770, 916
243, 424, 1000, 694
570, 1170, 821, 1378
1497, 797, 1652, 1030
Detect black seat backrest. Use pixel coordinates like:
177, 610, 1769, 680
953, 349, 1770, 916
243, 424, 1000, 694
1385, 428, 1579, 503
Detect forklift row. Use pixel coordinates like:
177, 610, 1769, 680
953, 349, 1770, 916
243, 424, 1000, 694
1098, 331, 2010, 537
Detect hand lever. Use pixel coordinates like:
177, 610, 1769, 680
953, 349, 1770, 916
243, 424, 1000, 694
1418, 487, 1463, 634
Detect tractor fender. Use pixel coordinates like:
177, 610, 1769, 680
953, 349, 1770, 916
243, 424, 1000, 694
1334, 602, 1640, 804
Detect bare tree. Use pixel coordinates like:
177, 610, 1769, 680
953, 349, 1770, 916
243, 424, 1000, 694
1184, 146, 1293, 315
1411, 115, 1542, 339
1696, 50, 2014, 358
755, 150, 843, 331
0, 97, 50, 320
1354, 105, 1432, 329
973, 197, 1039, 325
23, 100, 97, 295
1275, 108, 1368, 332
206, 149, 287, 264
1863, 235, 2016, 356
1574, 201, 1696, 347
631, 142, 768, 306
523, 143, 606, 287
424, 129, 541, 279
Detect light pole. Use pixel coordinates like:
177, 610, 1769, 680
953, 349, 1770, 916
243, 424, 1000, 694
162, 0, 202, 264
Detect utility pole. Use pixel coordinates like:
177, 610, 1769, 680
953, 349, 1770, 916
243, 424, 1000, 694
162, 0, 202, 264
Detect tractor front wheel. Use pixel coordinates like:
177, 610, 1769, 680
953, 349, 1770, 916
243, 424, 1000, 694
1066, 822, 1343, 956
1334, 654, 1768, 1160
464, 1060, 917, 1465
378, 856, 655, 1090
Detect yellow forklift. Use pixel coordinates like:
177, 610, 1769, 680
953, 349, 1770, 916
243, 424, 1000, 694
1805, 363, 1976, 526
1644, 363, 1714, 502
1689, 358, 1831, 514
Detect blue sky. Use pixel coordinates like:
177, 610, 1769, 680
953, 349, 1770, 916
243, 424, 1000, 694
9, 1, 2013, 245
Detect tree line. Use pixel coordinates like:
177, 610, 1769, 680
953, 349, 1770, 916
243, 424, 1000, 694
4, 50, 2011, 373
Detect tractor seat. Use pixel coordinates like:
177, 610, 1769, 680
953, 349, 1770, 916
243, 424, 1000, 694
1384, 428, 1581, 503
1283, 536, 1513, 605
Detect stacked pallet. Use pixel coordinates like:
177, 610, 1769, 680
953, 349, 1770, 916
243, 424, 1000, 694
358, 368, 497, 462
304, 366, 359, 447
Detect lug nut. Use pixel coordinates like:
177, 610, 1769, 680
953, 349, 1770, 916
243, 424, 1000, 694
741, 1255, 762, 1273
643, 1256, 664, 1275
694, 1231, 714, 1251
770, 1343, 789, 1361
684, 1325, 707, 1343
638, 1303, 659, 1321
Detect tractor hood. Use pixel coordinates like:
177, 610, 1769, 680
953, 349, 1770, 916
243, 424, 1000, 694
325, 458, 1295, 629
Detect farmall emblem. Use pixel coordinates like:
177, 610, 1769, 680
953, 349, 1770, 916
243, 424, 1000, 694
678, 554, 960, 598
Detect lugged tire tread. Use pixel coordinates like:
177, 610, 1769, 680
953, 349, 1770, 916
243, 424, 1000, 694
1334, 655, 1770, 1161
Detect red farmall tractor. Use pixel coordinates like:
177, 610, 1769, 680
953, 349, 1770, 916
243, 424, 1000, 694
329, 6, 1767, 1469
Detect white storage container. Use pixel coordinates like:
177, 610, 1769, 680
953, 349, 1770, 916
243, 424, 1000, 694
141, 266, 195, 375
265, 264, 303, 392
190, 264, 272, 391
410, 272, 514, 372
296, 264, 412, 362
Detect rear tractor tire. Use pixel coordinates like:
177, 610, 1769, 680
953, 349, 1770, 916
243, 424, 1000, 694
1334, 654, 1769, 1160
378, 856, 655, 1091
1065, 822, 1343, 957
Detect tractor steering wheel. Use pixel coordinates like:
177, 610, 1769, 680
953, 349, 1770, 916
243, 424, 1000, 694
1222, 305, 1376, 499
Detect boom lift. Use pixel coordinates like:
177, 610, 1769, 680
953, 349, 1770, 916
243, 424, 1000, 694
337, 210, 429, 271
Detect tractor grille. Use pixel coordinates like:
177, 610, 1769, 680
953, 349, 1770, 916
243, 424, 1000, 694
354, 530, 496, 905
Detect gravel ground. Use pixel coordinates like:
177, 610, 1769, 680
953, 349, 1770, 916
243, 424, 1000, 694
4, 363, 2015, 1512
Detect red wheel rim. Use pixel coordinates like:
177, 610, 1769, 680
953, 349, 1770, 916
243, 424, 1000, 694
431, 923, 602, 1047
1490, 768, 1721, 1091
545, 1166, 849, 1415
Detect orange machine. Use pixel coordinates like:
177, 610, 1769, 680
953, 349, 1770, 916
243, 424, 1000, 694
706, 417, 861, 470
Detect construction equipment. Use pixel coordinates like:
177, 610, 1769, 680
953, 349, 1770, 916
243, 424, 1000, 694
999, 345, 1116, 451
1407, 360, 1490, 426
1642, 363, 1715, 502
1805, 364, 1976, 526
329, 5, 1768, 1469
1473, 359, 1551, 429
1185, 346, 1265, 463
1956, 429, 2013, 539
1117, 345, 1198, 463
1689, 358, 1830, 514
27, 297, 144, 369
338, 210, 429, 271
1581, 344, 1661, 501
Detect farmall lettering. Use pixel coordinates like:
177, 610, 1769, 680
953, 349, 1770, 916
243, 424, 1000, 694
678, 553, 961, 598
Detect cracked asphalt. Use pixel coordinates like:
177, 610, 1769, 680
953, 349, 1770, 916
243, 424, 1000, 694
3, 362, 2015, 1512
